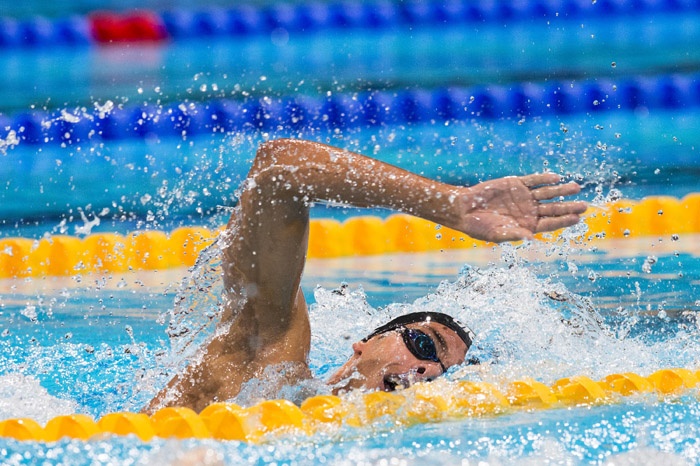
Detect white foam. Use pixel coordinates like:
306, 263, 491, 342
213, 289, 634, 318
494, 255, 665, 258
0, 373, 77, 424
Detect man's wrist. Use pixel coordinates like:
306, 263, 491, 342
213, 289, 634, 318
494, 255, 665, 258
424, 185, 470, 228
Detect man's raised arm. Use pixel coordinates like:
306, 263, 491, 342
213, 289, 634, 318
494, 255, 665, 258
146, 138, 586, 412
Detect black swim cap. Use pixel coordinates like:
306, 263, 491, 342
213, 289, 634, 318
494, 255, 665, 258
363, 311, 473, 351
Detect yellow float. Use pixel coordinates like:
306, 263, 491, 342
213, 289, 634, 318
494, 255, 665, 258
0, 368, 696, 443
0, 194, 698, 279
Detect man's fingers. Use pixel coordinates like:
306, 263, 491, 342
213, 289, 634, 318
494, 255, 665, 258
538, 201, 588, 217
520, 173, 562, 188
492, 213, 582, 241
535, 214, 582, 233
519, 173, 583, 201
531, 182, 581, 201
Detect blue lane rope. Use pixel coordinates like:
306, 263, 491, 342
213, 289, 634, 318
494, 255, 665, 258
2, 73, 699, 146
0, 15, 92, 48
2, 0, 700, 49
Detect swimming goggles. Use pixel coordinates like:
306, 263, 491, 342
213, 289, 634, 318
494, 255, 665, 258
362, 311, 473, 351
399, 327, 447, 374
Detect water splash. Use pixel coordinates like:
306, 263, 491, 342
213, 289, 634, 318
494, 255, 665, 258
0, 129, 20, 155
160, 233, 226, 376
0, 374, 77, 424
308, 249, 700, 387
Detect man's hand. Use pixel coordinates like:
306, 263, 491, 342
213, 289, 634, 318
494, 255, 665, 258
456, 173, 587, 243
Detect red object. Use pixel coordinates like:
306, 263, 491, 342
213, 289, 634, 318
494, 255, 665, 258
90, 11, 168, 43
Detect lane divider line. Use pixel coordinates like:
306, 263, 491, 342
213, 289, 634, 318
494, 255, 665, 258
0, 367, 697, 443
4, 73, 700, 146
0, 194, 698, 278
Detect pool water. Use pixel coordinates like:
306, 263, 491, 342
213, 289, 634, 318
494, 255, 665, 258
1, 235, 700, 464
3, 108, 700, 240
2, 11, 700, 238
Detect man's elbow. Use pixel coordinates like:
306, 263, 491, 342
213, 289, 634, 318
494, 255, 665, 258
250, 138, 298, 174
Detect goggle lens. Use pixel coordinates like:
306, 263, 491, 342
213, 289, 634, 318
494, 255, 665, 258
401, 328, 446, 373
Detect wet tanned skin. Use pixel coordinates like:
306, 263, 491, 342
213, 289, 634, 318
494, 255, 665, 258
145, 139, 586, 413
327, 322, 469, 394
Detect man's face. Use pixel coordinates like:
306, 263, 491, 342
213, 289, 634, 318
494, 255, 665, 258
327, 321, 469, 393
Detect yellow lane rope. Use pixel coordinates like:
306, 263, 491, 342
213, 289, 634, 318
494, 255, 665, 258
0, 368, 697, 443
0, 194, 698, 278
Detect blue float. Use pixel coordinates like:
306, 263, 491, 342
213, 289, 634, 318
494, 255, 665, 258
3, 0, 700, 48
2, 73, 699, 145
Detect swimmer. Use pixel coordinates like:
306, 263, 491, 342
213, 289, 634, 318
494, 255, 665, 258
145, 138, 586, 413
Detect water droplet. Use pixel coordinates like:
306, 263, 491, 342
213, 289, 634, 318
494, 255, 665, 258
642, 256, 657, 273
611, 62, 616, 68
671, 234, 679, 241
21, 305, 38, 322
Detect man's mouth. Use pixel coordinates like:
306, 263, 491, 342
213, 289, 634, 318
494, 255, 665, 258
383, 374, 408, 391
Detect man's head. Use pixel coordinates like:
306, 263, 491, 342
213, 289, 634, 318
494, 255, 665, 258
327, 312, 473, 393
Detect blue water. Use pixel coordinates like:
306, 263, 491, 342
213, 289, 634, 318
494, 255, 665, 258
3, 241, 700, 404
2, 10, 700, 237
3, 13, 700, 112
3, 109, 700, 238
2, 241, 700, 464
